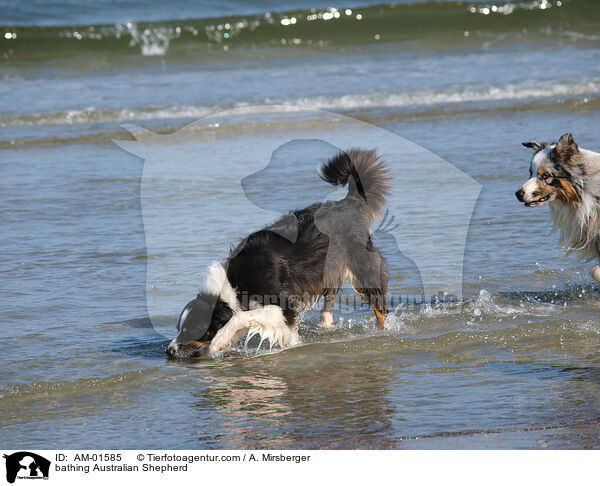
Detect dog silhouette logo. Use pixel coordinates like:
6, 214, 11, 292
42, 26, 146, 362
3, 452, 50, 483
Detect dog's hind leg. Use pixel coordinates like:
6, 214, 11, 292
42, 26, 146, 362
320, 293, 335, 328
347, 240, 389, 329
352, 284, 388, 329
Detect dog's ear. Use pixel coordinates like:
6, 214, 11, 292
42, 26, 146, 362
522, 139, 543, 151
555, 132, 579, 160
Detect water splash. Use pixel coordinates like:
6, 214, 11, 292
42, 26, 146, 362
116, 22, 178, 56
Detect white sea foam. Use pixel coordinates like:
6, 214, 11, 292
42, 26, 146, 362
2, 80, 599, 128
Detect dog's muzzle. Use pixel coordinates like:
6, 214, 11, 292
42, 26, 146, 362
166, 339, 210, 359
515, 188, 525, 202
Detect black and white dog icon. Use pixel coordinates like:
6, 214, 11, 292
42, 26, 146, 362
3, 452, 51, 483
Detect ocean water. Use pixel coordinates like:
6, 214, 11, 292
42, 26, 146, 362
2, 0, 600, 449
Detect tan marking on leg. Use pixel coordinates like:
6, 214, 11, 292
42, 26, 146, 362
373, 309, 386, 329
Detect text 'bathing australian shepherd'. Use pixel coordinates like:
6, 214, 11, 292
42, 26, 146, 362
167, 149, 391, 359
516, 133, 600, 283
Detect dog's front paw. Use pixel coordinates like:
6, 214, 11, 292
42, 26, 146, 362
208, 325, 239, 355
208, 335, 229, 356
592, 265, 600, 284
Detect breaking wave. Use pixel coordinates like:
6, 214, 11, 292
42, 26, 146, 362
1, 79, 599, 129
1, 0, 596, 60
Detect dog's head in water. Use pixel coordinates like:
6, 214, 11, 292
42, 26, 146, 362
515, 133, 583, 209
166, 293, 234, 358
166, 262, 236, 359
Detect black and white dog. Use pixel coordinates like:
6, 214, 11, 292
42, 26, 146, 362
516, 133, 600, 283
167, 149, 391, 358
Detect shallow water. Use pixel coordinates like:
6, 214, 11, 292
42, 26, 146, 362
2, 0, 600, 449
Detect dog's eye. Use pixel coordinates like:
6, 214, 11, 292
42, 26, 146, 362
541, 173, 552, 181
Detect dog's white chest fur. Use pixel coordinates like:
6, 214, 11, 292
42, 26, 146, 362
550, 192, 600, 261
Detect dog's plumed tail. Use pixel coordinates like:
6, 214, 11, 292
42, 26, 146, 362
319, 148, 390, 223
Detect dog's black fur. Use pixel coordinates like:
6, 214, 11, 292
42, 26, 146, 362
167, 148, 391, 358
